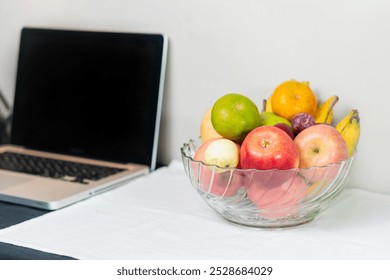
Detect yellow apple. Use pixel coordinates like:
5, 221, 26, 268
200, 107, 222, 142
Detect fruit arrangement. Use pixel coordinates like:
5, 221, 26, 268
184, 79, 360, 226
198, 79, 360, 171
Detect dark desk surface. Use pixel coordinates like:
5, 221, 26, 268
0, 201, 74, 260
0, 164, 166, 260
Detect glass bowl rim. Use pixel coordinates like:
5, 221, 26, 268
181, 138, 356, 173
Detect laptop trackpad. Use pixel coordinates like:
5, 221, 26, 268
0, 172, 33, 191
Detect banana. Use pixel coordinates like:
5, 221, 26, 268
336, 109, 360, 157
336, 109, 354, 130
265, 95, 273, 112
262, 97, 273, 113
315, 95, 339, 124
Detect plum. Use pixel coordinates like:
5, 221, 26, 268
291, 112, 315, 134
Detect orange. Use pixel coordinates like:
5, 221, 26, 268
211, 93, 261, 143
271, 80, 318, 120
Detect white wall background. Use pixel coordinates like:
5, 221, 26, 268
0, 0, 389, 194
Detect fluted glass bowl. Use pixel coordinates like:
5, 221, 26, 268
181, 139, 356, 229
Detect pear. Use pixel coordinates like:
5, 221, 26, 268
259, 112, 292, 128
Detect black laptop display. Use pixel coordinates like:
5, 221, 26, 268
13, 27, 166, 168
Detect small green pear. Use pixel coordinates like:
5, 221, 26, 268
259, 112, 292, 127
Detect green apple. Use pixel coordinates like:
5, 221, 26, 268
259, 112, 291, 128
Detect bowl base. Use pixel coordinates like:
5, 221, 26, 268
225, 216, 316, 230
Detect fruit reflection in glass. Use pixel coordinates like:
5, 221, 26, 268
181, 138, 355, 228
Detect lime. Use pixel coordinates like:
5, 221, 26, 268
211, 93, 261, 143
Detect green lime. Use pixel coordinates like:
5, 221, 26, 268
211, 93, 261, 142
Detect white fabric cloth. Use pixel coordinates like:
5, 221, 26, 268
0, 160, 389, 260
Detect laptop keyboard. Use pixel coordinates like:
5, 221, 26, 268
0, 152, 125, 184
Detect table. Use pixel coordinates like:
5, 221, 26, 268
0, 161, 389, 260
0, 201, 74, 259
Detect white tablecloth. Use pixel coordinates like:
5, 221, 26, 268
0, 160, 389, 260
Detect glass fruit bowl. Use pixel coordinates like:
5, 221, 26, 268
181, 139, 356, 229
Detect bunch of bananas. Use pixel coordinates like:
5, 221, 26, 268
335, 109, 360, 157
315, 96, 360, 157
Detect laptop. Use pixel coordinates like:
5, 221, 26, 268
0, 27, 168, 210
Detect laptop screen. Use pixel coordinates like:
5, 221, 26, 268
11, 28, 167, 169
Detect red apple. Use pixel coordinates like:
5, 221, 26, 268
240, 126, 299, 188
240, 126, 299, 170
294, 124, 348, 182
248, 174, 308, 218
294, 124, 347, 168
193, 138, 243, 196
274, 123, 294, 139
